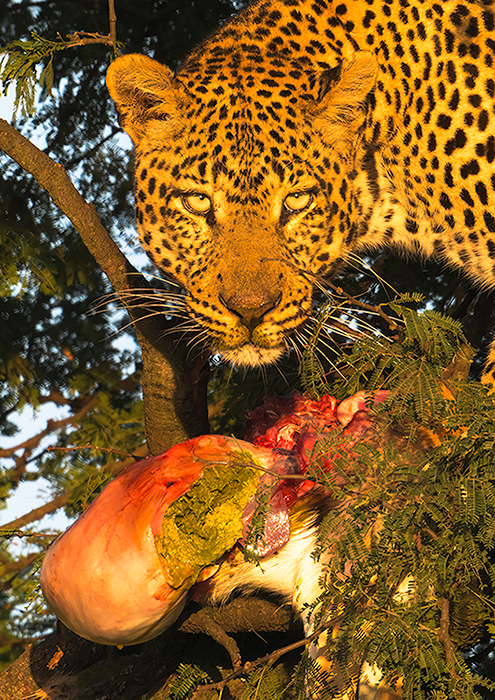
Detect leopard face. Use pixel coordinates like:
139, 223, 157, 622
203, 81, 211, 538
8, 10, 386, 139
107, 0, 495, 375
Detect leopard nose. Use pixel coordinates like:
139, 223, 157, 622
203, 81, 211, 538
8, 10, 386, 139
223, 298, 278, 331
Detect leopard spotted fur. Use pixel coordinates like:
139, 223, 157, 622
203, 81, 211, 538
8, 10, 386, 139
107, 0, 495, 382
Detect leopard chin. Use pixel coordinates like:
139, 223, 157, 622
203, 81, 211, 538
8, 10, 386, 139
218, 345, 285, 368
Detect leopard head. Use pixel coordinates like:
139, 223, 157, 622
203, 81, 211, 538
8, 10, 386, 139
106, 51, 377, 366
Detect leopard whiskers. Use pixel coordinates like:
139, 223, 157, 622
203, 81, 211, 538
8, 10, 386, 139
182, 327, 214, 362
345, 253, 400, 296
286, 330, 305, 363
288, 327, 347, 381
130, 273, 181, 289
299, 265, 394, 342
91, 288, 190, 319
297, 323, 344, 357
307, 315, 362, 344
156, 323, 200, 340
86, 286, 194, 345
91, 287, 189, 314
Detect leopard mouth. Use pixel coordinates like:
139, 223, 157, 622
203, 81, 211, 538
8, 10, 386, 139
217, 344, 285, 368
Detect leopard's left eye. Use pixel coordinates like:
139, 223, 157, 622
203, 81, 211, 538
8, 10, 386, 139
182, 193, 212, 215
283, 192, 313, 212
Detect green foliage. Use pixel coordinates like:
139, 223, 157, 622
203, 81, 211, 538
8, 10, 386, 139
243, 664, 289, 699
299, 305, 335, 399
167, 662, 212, 699
308, 295, 468, 400
1, 32, 76, 117
296, 300, 495, 698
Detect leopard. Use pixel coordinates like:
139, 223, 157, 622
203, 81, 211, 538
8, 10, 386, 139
106, 0, 495, 384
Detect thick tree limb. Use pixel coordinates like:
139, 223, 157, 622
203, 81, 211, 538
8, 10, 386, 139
0, 118, 209, 452
0, 599, 298, 700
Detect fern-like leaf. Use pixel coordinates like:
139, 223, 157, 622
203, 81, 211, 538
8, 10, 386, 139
168, 663, 212, 700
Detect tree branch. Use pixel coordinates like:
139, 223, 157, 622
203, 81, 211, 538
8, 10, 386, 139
62, 32, 117, 48
0, 395, 97, 460
0, 443, 149, 532
0, 118, 209, 452
437, 596, 461, 680
108, 0, 117, 52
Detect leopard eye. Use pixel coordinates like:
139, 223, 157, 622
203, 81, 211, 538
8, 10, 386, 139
182, 193, 212, 215
283, 192, 313, 212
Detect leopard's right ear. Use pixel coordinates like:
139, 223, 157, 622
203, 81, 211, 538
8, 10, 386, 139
307, 51, 378, 150
106, 54, 192, 144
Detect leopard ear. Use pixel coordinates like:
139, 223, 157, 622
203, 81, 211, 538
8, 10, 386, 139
106, 54, 192, 144
308, 51, 378, 147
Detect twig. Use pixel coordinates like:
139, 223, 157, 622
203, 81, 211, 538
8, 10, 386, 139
190, 636, 309, 698
63, 32, 115, 48
0, 443, 148, 531
327, 282, 400, 330
190, 613, 345, 698
0, 529, 57, 539
46, 444, 143, 459
0, 396, 97, 460
437, 596, 461, 680
108, 0, 117, 52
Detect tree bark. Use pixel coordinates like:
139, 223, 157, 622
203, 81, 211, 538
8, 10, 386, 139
0, 599, 298, 700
